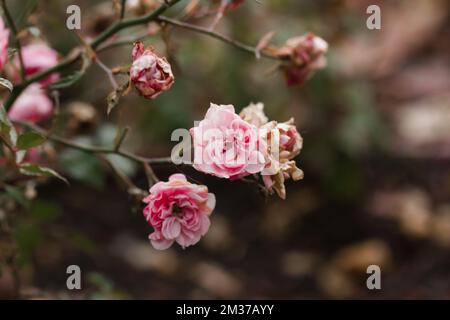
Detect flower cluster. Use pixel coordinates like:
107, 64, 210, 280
143, 102, 303, 250
130, 42, 174, 99
190, 102, 304, 198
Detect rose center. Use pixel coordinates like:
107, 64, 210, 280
172, 203, 184, 217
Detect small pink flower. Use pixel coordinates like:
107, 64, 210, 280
143, 174, 216, 250
14, 43, 60, 86
276, 33, 328, 86
0, 17, 9, 71
8, 84, 53, 123
130, 42, 174, 99
190, 103, 266, 180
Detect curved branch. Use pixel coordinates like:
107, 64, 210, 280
156, 16, 279, 60
14, 121, 174, 166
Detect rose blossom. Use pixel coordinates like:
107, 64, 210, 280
0, 17, 9, 71
8, 84, 53, 123
143, 174, 216, 250
275, 33, 328, 86
130, 42, 174, 99
190, 103, 266, 180
14, 43, 60, 86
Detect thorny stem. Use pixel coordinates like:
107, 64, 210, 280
1, 0, 26, 80
156, 16, 279, 60
13, 120, 173, 166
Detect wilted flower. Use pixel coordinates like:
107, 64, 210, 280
143, 174, 216, 250
239, 102, 268, 128
8, 84, 53, 123
191, 103, 266, 180
14, 43, 60, 86
0, 18, 9, 71
260, 119, 304, 199
130, 42, 174, 99
275, 33, 328, 86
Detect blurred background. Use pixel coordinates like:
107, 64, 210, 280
1, 0, 450, 299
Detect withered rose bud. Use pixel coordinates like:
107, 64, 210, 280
239, 102, 268, 128
130, 42, 174, 99
260, 118, 304, 199
262, 160, 304, 200
276, 33, 328, 86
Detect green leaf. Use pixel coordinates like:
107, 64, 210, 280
0, 78, 13, 91
0, 103, 17, 146
17, 131, 46, 150
19, 164, 69, 184
106, 82, 129, 115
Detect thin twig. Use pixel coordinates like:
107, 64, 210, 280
156, 16, 279, 60
1, 0, 26, 80
96, 58, 119, 90
13, 120, 174, 166
120, 0, 127, 20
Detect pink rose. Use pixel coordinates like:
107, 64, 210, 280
143, 174, 216, 250
14, 43, 60, 86
190, 103, 266, 180
0, 18, 9, 71
8, 84, 53, 123
275, 33, 328, 86
130, 42, 174, 99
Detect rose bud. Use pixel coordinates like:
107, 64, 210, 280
8, 84, 53, 123
143, 174, 216, 250
276, 33, 328, 86
0, 17, 9, 71
14, 43, 60, 86
130, 42, 174, 99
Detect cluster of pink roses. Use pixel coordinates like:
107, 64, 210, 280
143, 102, 303, 250
190, 102, 304, 198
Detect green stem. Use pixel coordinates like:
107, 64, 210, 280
14, 120, 173, 165
1, 0, 26, 80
